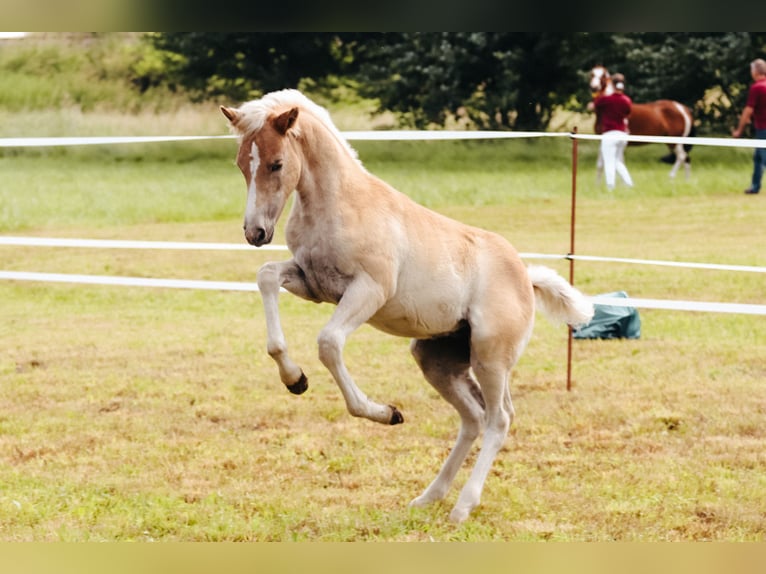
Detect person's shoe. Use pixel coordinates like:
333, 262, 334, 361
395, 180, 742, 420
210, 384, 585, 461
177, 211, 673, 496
744, 188, 760, 194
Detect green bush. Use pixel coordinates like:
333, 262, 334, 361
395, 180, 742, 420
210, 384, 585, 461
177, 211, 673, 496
0, 33, 186, 113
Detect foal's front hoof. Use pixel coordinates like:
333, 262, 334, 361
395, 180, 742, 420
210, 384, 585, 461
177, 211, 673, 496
389, 405, 404, 425
286, 372, 308, 395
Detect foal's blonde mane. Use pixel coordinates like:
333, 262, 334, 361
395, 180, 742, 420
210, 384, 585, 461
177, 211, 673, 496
233, 89, 362, 167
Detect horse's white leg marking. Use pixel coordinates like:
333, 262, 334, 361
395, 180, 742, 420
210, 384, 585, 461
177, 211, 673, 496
669, 102, 692, 179
668, 143, 686, 179
409, 335, 485, 507
317, 275, 401, 425
257, 259, 314, 393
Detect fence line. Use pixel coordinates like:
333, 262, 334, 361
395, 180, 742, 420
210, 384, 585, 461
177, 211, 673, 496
0, 270, 260, 292
2, 270, 764, 316
1, 236, 764, 274
3, 130, 766, 148
2, 130, 764, 319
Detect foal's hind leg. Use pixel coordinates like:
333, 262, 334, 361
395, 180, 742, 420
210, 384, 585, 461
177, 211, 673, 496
447, 309, 533, 523
449, 357, 515, 523
409, 332, 485, 508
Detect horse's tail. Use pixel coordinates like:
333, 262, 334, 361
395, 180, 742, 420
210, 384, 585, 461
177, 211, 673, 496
527, 265, 594, 328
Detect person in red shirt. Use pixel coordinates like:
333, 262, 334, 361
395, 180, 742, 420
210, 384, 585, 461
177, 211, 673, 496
732, 58, 766, 194
592, 73, 634, 191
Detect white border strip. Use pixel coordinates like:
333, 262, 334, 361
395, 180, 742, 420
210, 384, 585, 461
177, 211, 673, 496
3, 131, 766, 148
1, 270, 763, 315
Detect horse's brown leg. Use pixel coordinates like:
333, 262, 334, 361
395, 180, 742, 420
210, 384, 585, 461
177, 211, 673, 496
409, 329, 485, 508
257, 259, 316, 394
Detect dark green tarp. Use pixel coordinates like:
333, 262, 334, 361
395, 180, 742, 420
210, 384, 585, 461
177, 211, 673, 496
573, 291, 641, 340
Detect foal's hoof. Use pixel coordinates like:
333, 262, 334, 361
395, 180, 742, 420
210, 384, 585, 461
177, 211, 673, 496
286, 373, 308, 395
389, 405, 404, 425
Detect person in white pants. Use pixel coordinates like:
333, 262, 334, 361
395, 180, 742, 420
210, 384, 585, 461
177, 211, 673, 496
600, 130, 633, 190
591, 72, 634, 191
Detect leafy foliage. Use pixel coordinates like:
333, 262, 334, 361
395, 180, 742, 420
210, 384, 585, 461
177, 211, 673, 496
151, 33, 346, 102
152, 32, 766, 133
4, 33, 766, 134
352, 33, 588, 131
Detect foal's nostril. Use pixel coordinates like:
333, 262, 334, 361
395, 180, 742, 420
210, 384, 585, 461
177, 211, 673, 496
244, 226, 270, 246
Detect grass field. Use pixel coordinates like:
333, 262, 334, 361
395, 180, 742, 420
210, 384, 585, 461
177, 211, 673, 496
1, 111, 765, 540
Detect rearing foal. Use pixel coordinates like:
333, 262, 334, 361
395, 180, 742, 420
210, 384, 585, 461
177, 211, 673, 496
221, 89, 594, 523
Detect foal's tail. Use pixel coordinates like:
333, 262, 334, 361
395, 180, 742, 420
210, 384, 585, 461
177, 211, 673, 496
527, 265, 595, 328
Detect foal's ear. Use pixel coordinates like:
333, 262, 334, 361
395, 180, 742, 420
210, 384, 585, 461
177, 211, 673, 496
220, 106, 241, 125
273, 107, 299, 135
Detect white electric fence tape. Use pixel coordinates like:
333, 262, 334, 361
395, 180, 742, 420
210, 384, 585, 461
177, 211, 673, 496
2, 130, 764, 315
3, 131, 766, 148
0, 236, 282, 251
1, 237, 763, 274
1, 270, 763, 315
0, 270, 260, 292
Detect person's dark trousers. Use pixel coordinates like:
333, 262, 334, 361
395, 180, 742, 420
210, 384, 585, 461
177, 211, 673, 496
749, 128, 766, 193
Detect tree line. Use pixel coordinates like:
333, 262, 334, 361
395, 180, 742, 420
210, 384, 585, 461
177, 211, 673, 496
151, 32, 766, 134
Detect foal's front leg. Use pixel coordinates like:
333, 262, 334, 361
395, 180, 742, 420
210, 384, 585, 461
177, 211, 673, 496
257, 259, 316, 395
317, 275, 404, 426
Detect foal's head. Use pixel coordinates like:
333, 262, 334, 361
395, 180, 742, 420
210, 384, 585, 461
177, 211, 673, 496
221, 92, 304, 247
222, 89, 364, 247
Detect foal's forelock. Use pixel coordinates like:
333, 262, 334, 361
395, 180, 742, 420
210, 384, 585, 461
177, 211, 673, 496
233, 89, 363, 171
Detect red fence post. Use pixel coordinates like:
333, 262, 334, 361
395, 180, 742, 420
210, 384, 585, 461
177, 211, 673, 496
567, 127, 578, 392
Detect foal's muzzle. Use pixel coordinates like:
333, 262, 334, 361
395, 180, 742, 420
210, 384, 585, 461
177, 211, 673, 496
245, 225, 273, 247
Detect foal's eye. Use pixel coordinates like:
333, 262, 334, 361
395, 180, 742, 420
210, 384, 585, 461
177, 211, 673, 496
269, 161, 283, 173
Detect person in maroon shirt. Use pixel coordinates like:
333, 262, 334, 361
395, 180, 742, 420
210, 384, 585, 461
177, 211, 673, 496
733, 58, 766, 194
592, 73, 634, 191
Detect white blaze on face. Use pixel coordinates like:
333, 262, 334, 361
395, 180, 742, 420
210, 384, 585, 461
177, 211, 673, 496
590, 68, 604, 91
245, 141, 260, 225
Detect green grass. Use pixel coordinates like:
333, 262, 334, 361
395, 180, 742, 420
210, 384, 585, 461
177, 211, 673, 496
1, 108, 765, 540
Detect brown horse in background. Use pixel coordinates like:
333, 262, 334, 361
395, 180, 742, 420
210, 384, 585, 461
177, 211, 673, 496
589, 65, 695, 179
